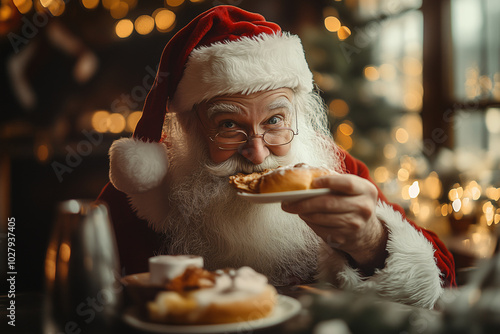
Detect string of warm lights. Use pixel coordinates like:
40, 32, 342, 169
319, 4, 494, 242
320, 5, 354, 151
115, 7, 178, 38
373, 153, 500, 224
363, 58, 424, 112
465, 66, 500, 100
2, 0, 206, 38
323, 6, 351, 41
90, 109, 142, 134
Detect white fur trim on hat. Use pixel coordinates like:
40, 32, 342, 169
170, 32, 313, 113
109, 138, 169, 194
318, 201, 444, 309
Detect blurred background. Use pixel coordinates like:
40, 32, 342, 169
0, 0, 499, 293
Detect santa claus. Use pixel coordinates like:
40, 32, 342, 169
98, 5, 455, 309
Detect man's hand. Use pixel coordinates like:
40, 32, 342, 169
281, 173, 388, 275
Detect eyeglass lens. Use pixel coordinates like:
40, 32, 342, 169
215, 129, 294, 149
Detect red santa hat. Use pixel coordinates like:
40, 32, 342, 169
109, 5, 313, 194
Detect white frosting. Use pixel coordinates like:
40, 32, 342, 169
193, 266, 269, 306
265, 163, 331, 176
234, 266, 268, 293
262, 165, 296, 177
149, 255, 204, 285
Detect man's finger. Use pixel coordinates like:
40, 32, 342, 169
282, 194, 365, 215
312, 173, 376, 196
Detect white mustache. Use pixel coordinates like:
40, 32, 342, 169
204, 153, 294, 177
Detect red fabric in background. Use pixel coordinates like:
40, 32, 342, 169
98, 183, 160, 275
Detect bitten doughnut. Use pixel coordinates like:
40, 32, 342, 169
229, 163, 333, 194
147, 266, 277, 325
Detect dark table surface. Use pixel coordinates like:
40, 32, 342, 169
1, 283, 444, 334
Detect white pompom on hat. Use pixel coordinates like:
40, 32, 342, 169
109, 138, 168, 194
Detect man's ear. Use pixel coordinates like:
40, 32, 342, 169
108, 138, 169, 195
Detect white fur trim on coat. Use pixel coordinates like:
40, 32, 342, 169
109, 138, 168, 194
170, 32, 313, 113
318, 201, 444, 309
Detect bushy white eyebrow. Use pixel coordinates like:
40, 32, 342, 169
267, 97, 292, 113
206, 97, 293, 119
207, 103, 241, 119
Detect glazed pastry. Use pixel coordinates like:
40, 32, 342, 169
230, 163, 333, 194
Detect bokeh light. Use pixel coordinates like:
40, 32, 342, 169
337, 26, 351, 40
324, 16, 341, 32
108, 113, 126, 133
398, 168, 409, 182
126, 111, 142, 132
167, 0, 184, 6
116, 19, 134, 38
329, 99, 349, 118
13, 0, 33, 14
395, 128, 409, 143
338, 122, 353, 136
155, 9, 176, 31
403, 91, 422, 111
364, 66, 379, 81
0, 5, 12, 20
409, 181, 420, 198
36, 144, 50, 162
81, 0, 99, 10
102, 0, 119, 10
374, 166, 389, 183
92, 111, 110, 133
135, 15, 155, 35
110, 1, 129, 19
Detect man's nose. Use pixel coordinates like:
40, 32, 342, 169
239, 136, 270, 165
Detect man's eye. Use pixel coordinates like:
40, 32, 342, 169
221, 121, 237, 129
267, 116, 283, 126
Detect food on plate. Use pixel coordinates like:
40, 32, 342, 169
145, 256, 277, 325
149, 255, 204, 285
228, 168, 273, 193
229, 163, 333, 194
121, 255, 206, 306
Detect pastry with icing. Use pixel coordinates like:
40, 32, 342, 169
145, 256, 277, 325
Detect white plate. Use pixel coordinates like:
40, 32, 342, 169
122, 295, 301, 333
237, 188, 331, 203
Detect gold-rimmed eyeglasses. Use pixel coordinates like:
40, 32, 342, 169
210, 128, 297, 150
207, 109, 299, 151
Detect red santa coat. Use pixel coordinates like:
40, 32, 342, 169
98, 149, 456, 307
97, 6, 455, 308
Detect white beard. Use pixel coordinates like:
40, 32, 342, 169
160, 165, 322, 286
130, 94, 342, 285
